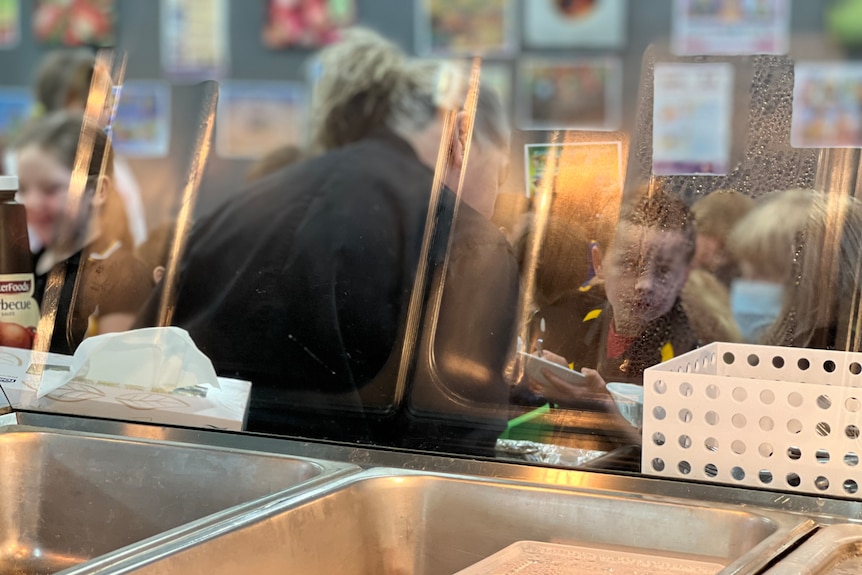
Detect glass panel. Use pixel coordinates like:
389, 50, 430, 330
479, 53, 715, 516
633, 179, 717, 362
0, 0, 859, 487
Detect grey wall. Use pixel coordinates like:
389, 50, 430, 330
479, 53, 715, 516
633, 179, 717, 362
0, 0, 833, 230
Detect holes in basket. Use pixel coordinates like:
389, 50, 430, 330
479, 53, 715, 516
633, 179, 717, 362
845, 479, 859, 494
788, 392, 804, 407
759, 443, 774, 458
651, 458, 665, 472
845, 452, 859, 466
798, 358, 810, 371
678, 461, 691, 475
815, 476, 830, 491
731, 440, 746, 455
679, 382, 693, 397
732, 413, 747, 429
704, 463, 718, 478
706, 384, 720, 400
772, 356, 785, 369
759, 470, 773, 484
732, 387, 748, 402
678, 435, 692, 449
760, 389, 775, 405
705, 411, 720, 426
824, 360, 837, 373
817, 395, 832, 410
653, 380, 667, 394
759, 416, 774, 431
731, 466, 746, 481
816, 449, 831, 464
679, 408, 693, 423
846, 397, 861, 412
652, 432, 666, 446
786, 473, 801, 487
846, 425, 860, 440
816, 422, 831, 437
722, 352, 735, 365
652, 406, 666, 420
747, 354, 760, 367
705, 437, 719, 452
787, 446, 802, 460
787, 419, 803, 434
852, 362, 862, 376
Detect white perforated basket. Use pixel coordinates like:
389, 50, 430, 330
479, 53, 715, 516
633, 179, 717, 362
642, 342, 862, 498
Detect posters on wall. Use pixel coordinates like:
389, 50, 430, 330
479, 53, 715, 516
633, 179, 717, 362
0, 88, 33, 145
791, 63, 862, 149
415, 0, 515, 56
523, 0, 626, 49
161, 0, 229, 80
652, 62, 734, 176
0, 0, 19, 48
216, 82, 307, 159
263, 0, 356, 48
671, 0, 789, 56
110, 81, 171, 157
517, 58, 622, 131
524, 141, 624, 199
33, 0, 114, 46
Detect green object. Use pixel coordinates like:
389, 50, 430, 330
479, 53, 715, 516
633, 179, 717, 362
499, 403, 553, 443
827, 0, 862, 48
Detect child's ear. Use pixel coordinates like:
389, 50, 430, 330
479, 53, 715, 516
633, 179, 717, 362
591, 243, 605, 279
91, 175, 111, 208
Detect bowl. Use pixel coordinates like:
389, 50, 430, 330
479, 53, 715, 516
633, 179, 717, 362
606, 382, 644, 428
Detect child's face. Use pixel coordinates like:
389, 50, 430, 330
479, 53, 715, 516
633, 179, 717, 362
595, 223, 692, 335
16, 145, 72, 249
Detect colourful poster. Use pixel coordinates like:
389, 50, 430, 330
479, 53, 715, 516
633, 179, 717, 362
652, 63, 733, 176
524, 0, 626, 49
672, 0, 789, 56
216, 82, 307, 159
110, 82, 171, 157
263, 0, 355, 48
415, 0, 515, 56
33, 0, 114, 46
517, 58, 622, 131
791, 63, 862, 149
161, 0, 229, 80
524, 141, 623, 199
0, 0, 19, 48
0, 88, 33, 145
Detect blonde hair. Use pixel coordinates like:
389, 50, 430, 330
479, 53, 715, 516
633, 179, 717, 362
309, 27, 508, 153
729, 189, 862, 349
691, 189, 754, 239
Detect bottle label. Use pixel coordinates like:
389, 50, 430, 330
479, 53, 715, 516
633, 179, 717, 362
0, 273, 40, 349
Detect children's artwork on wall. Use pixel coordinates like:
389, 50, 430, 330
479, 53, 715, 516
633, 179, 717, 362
161, 0, 229, 80
0, 88, 33, 145
0, 0, 20, 48
524, 140, 624, 199
33, 0, 114, 46
517, 58, 622, 131
672, 0, 789, 55
415, 0, 515, 56
791, 63, 862, 149
110, 81, 171, 158
652, 62, 734, 175
216, 82, 307, 159
523, 0, 626, 49
263, 0, 355, 48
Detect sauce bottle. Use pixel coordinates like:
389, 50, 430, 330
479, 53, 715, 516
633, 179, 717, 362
0, 176, 39, 349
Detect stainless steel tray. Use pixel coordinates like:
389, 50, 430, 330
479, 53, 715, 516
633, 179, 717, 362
67, 467, 815, 575
764, 524, 862, 574
0, 422, 358, 574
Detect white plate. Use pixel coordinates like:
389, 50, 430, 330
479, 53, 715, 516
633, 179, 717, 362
518, 351, 587, 388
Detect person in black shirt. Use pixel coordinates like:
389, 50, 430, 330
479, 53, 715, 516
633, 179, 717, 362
138, 29, 519, 455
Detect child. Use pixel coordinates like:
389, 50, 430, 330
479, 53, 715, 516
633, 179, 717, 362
522, 185, 698, 439
13, 111, 152, 354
